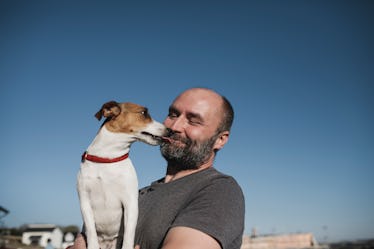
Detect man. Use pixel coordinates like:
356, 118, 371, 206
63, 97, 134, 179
73, 88, 245, 249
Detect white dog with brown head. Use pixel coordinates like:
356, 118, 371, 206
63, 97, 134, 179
77, 101, 167, 249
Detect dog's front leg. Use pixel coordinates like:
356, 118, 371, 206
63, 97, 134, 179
121, 193, 138, 249
78, 190, 100, 249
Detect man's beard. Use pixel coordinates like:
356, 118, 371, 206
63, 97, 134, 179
160, 133, 218, 171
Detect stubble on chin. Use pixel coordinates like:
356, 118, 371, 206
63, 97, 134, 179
160, 135, 216, 171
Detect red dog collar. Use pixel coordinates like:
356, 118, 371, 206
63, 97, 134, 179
81, 151, 129, 163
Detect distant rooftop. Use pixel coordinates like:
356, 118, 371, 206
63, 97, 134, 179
24, 224, 58, 232
241, 232, 328, 249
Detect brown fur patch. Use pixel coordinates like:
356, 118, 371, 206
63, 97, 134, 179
103, 102, 153, 133
95, 101, 121, 120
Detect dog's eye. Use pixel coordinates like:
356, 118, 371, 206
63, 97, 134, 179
141, 109, 149, 117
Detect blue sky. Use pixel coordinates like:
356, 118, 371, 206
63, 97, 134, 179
1, 0, 373, 243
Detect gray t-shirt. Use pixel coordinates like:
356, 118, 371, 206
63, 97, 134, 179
135, 167, 245, 249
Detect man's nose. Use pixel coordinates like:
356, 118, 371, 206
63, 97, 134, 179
166, 116, 185, 133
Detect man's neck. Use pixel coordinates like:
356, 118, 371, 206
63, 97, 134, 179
164, 157, 214, 183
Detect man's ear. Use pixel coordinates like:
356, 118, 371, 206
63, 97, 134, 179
213, 131, 230, 151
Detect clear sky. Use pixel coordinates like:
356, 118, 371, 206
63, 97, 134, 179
1, 0, 373, 243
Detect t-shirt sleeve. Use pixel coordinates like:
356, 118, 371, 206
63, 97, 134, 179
170, 176, 245, 249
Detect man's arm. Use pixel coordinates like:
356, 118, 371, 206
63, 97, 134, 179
70, 228, 220, 249
162, 226, 221, 249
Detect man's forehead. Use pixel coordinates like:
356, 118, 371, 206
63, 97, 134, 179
171, 97, 222, 121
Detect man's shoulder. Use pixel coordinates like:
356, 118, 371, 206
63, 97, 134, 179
195, 168, 244, 198
198, 167, 233, 179
205, 168, 242, 187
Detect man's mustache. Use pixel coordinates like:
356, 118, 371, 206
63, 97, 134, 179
165, 129, 190, 144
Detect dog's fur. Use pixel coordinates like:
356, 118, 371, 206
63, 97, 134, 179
77, 101, 167, 249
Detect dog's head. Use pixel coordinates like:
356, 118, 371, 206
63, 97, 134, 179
95, 101, 167, 145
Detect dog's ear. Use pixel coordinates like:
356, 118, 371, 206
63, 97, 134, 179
95, 101, 121, 121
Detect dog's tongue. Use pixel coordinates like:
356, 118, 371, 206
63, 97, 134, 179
161, 136, 172, 143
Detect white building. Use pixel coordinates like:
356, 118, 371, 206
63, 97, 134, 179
22, 224, 63, 248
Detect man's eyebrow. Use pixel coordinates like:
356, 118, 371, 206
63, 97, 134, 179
168, 106, 203, 121
168, 106, 180, 114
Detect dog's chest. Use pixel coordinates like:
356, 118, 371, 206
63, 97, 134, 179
78, 160, 138, 203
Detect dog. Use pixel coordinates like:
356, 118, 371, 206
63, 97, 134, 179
77, 101, 167, 249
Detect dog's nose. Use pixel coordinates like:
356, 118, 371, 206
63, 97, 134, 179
166, 128, 175, 137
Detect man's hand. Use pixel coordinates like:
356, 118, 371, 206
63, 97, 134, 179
67, 233, 86, 249
67, 234, 140, 249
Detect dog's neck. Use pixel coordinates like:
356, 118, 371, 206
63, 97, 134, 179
86, 126, 135, 159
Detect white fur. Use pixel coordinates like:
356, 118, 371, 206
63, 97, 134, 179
77, 118, 165, 249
